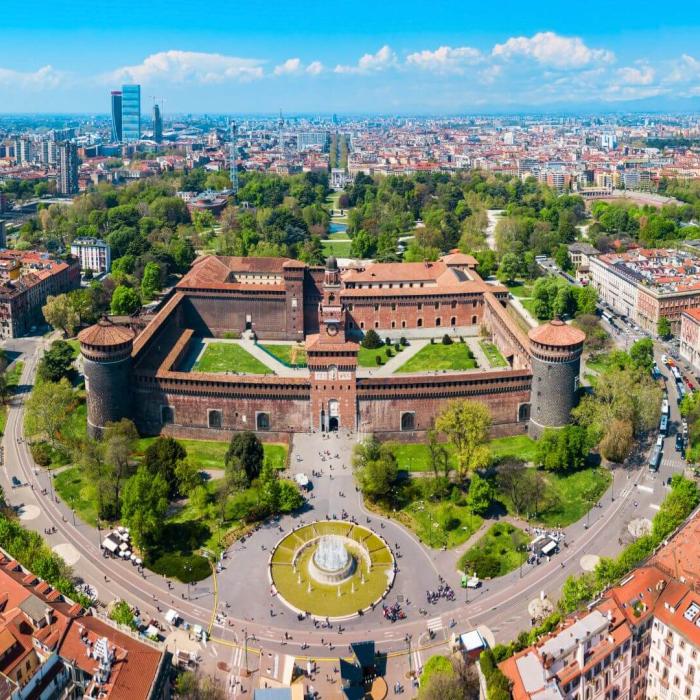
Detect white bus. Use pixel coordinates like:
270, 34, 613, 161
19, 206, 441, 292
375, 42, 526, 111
661, 399, 670, 416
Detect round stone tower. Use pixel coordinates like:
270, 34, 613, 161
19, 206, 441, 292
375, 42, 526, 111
78, 317, 135, 439
527, 319, 585, 438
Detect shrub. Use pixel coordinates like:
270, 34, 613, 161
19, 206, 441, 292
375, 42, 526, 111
385, 337, 392, 347
400, 337, 408, 346
462, 551, 500, 579
430, 337, 435, 344
30, 442, 52, 467
442, 334, 453, 345
222, 331, 241, 339
460, 336, 466, 343
375, 355, 382, 365
385, 347, 393, 358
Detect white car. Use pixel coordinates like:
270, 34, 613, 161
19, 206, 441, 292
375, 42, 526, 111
656, 434, 664, 448
661, 354, 669, 365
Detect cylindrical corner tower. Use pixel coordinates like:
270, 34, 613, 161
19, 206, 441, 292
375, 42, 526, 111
78, 318, 135, 439
528, 319, 585, 438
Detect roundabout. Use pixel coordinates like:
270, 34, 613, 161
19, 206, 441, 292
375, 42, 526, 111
270, 520, 395, 619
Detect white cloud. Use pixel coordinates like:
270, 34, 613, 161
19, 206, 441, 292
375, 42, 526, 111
108, 50, 264, 84
335, 45, 397, 74
492, 32, 614, 69
616, 63, 655, 85
406, 45, 482, 73
306, 61, 324, 76
478, 64, 502, 85
273, 58, 302, 76
665, 54, 700, 83
0, 65, 66, 89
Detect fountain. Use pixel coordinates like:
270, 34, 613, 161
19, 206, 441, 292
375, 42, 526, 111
308, 535, 356, 584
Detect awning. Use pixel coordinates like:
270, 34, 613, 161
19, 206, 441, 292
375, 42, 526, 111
541, 540, 557, 555
102, 538, 119, 553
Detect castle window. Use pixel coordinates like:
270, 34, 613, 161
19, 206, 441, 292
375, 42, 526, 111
417, 318, 423, 327
391, 303, 396, 311
402, 320, 406, 328
473, 300, 477, 308
161, 406, 174, 425
208, 409, 222, 429
360, 322, 365, 329
451, 300, 457, 309
472, 315, 477, 324
374, 322, 379, 328
417, 303, 423, 310
434, 302, 439, 309
348, 304, 353, 311
451, 316, 456, 326
256, 412, 270, 431
391, 321, 396, 329
400, 412, 415, 431
374, 304, 379, 311
435, 317, 441, 327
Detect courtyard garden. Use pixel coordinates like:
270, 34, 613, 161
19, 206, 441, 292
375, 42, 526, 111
193, 342, 272, 374
258, 343, 307, 367
395, 341, 477, 373
479, 340, 508, 368
357, 340, 406, 367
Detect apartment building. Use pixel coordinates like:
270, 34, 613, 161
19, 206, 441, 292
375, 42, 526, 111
70, 237, 111, 274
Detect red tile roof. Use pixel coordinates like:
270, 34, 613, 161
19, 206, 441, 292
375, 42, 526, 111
528, 320, 585, 348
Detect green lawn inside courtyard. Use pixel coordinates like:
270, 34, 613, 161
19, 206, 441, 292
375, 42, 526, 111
479, 340, 508, 368
259, 343, 307, 366
387, 434, 538, 472
458, 522, 529, 578
357, 342, 404, 367
270, 521, 394, 617
394, 342, 477, 373
193, 343, 273, 375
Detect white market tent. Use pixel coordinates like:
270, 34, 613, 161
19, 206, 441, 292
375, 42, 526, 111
102, 537, 119, 553
295, 474, 309, 487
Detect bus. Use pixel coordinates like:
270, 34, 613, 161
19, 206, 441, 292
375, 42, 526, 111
660, 415, 669, 435
601, 311, 613, 324
649, 446, 662, 471
661, 399, 670, 416
672, 366, 682, 382
677, 381, 687, 402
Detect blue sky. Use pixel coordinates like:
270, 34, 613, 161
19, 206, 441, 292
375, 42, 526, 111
1, 0, 700, 113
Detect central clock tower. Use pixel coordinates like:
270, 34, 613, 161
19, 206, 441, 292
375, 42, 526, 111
305, 256, 358, 432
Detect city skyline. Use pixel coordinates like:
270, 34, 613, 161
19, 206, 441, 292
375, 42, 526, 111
1, 0, 700, 113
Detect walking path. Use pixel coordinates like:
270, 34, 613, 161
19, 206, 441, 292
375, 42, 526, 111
485, 209, 503, 251
357, 339, 429, 377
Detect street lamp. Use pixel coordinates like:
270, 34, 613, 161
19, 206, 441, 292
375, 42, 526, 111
72, 509, 76, 526
243, 627, 249, 675
405, 634, 413, 678
96, 521, 102, 550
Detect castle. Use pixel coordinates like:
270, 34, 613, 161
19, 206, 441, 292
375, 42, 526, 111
78, 254, 584, 441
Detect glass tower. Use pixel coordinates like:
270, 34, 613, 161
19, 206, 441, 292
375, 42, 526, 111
153, 103, 163, 143
121, 84, 141, 142
110, 91, 122, 142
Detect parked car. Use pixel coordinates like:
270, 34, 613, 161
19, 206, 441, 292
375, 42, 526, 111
676, 434, 684, 452
11, 476, 21, 488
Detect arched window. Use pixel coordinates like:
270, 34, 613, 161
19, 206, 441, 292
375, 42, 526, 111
435, 317, 441, 327
401, 412, 415, 431
208, 409, 222, 429
518, 404, 531, 422
471, 315, 477, 324
417, 318, 423, 327
256, 412, 270, 430
450, 316, 456, 326
161, 406, 174, 425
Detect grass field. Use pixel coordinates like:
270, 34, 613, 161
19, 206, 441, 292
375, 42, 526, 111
259, 343, 307, 366
134, 437, 287, 471
458, 522, 529, 578
395, 343, 477, 373
401, 499, 482, 548
506, 282, 533, 299
519, 298, 539, 319
321, 239, 353, 257
386, 434, 538, 472
54, 467, 99, 526
479, 340, 508, 368
356, 342, 404, 367
194, 343, 272, 375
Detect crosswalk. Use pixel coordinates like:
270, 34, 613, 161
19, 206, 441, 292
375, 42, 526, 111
427, 616, 443, 634
412, 648, 423, 675
661, 458, 686, 471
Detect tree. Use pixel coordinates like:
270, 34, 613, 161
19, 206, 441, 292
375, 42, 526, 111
103, 419, 139, 510
353, 437, 399, 500
599, 419, 634, 463
435, 400, 492, 480
361, 328, 383, 349
175, 459, 202, 496
42, 294, 79, 336
174, 670, 226, 700
110, 285, 141, 315
496, 460, 528, 516
496, 253, 520, 284
629, 338, 654, 372
535, 426, 589, 472
38, 340, 75, 383
225, 432, 264, 483
121, 466, 169, 552
420, 656, 480, 700
427, 429, 450, 480
25, 379, 74, 448
140, 262, 162, 301
144, 436, 187, 498
657, 316, 672, 338
573, 285, 598, 317
258, 461, 281, 515
466, 473, 493, 516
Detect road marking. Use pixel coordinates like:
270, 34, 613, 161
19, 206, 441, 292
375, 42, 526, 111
649, 503, 661, 511
427, 616, 443, 633
637, 485, 654, 493
413, 649, 423, 674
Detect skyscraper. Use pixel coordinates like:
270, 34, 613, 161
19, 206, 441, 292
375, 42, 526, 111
111, 91, 123, 142
121, 84, 141, 142
57, 142, 79, 195
153, 102, 163, 143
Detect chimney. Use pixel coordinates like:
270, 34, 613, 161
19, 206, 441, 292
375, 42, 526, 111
576, 642, 585, 669
44, 608, 52, 627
